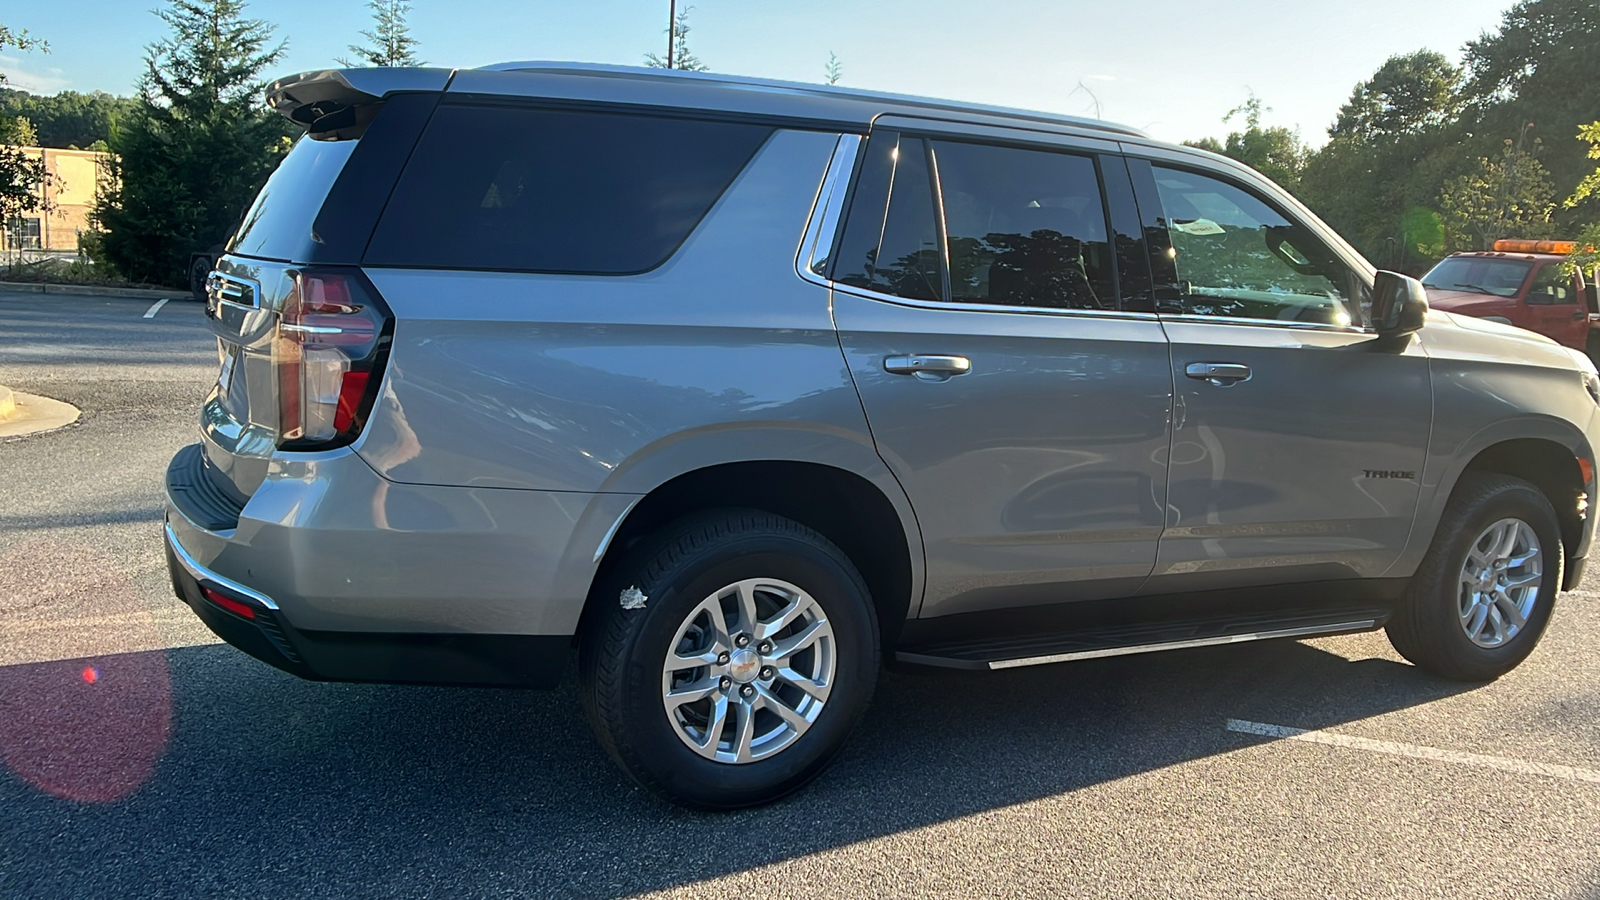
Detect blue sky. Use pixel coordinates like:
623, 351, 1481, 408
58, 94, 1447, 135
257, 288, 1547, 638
3, 0, 1515, 146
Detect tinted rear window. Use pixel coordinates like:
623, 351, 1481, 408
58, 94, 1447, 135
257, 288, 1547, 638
229, 137, 357, 260
364, 104, 774, 274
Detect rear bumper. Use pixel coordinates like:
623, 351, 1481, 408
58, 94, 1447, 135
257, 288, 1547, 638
166, 521, 570, 686
164, 442, 642, 686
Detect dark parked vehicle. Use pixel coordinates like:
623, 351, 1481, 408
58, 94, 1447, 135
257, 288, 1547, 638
165, 63, 1600, 808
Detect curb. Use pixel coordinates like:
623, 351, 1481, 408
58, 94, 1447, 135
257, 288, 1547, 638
0, 385, 81, 438
0, 281, 183, 300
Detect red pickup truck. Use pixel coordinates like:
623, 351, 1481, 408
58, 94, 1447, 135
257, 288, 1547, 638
1421, 240, 1600, 354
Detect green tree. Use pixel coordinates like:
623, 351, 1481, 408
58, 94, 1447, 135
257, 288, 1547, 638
340, 0, 423, 67
1330, 50, 1464, 143
824, 52, 842, 85
1440, 136, 1556, 250
1562, 122, 1600, 277
0, 89, 139, 149
0, 24, 49, 224
93, 0, 290, 285
1298, 49, 1470, 272
1184, 96, 1309, 192
644, 7, 708, 72
1464, 0, 1600, 229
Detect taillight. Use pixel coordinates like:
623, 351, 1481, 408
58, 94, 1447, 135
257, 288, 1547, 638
272, 268, 391, 448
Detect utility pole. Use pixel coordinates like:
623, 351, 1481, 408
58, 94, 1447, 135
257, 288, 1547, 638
667, 0, 676, 69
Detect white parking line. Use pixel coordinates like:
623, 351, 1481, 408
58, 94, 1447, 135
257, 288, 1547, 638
142, 298, 170, 318
1225, 718, 1600, 785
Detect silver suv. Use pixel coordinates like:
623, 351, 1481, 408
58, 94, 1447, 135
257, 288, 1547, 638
165, 63, 1600, 808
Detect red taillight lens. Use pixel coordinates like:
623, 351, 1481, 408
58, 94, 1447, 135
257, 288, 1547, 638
272, 269, 391, 447
201, 586, 256, 620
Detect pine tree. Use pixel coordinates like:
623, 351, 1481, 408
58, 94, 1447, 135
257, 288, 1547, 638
93, 0, 289, 285
341, 0, 423, 68
824, 52, 842, 86
644, 7, 708, 72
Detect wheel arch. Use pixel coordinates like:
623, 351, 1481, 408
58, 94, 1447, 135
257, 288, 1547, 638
579, 460, 923, 653
1400, 418, 1595, 583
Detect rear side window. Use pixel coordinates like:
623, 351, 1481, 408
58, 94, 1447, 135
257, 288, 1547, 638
365, 105, 773, 274
831, 132, 1120, 310
933, 140, 1115, 310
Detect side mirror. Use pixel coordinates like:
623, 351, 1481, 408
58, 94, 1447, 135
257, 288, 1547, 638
1371, 270, 1428, 336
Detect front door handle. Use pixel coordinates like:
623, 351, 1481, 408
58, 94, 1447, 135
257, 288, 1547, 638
885, 354, 972, 381
1574, 310, 1587, 321
1185, 362, 1252, 386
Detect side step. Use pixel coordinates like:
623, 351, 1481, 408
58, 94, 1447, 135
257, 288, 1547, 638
895, 609, 1388, 671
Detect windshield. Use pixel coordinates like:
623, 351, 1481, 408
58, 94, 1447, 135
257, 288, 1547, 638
1421, 257, 1533, 297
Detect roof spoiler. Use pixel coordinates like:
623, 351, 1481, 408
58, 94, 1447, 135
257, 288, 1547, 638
265, 68, 453, 139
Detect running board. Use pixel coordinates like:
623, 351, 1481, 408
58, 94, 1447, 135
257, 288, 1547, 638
895, 610, 1387, 671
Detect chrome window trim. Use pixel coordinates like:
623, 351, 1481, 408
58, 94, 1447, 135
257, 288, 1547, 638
165, 520, 281, 610
796, 133, 861, 289
1157, 313, 1374, 335
830, 281, 1161, 321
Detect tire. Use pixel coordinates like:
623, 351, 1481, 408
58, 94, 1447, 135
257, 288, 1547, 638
578, 510, 880, 809
1387, 474, 1561, 681
187, 255, 213, 302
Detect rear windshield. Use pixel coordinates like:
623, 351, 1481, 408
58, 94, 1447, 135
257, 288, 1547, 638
363, 104, 774, 274
228, 137, 357, 260
1422, 257, 1534, 298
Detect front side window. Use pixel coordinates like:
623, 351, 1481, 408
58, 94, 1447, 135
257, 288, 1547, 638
1526, 263, 1575, 305
1151, 166, 1354, 325
1422, 257, 1534, 298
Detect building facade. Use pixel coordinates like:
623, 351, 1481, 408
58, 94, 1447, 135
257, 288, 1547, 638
2, 146, 108, 253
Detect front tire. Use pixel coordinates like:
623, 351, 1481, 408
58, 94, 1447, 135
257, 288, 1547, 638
578, 511, 879, 809
1387, 475, 1561, 681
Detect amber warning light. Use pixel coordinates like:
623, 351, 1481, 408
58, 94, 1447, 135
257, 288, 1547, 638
1493, 239, 1579, 254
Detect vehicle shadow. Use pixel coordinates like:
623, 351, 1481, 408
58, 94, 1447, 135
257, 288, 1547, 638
0, 638, 1469, 898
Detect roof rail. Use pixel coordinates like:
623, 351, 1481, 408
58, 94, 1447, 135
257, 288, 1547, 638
477, 61, 1148, 139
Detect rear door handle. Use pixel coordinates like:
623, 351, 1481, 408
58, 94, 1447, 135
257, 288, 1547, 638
1185, 362, 1252, 386
885, 354, 971, 381
1574, 310, 1587, 321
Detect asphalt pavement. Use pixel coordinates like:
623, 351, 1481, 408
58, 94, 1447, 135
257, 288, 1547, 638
2, 289, 1598, 899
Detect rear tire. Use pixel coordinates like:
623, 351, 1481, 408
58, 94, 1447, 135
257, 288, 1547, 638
1387, 475, 1561, 681
578, 510, 879, 809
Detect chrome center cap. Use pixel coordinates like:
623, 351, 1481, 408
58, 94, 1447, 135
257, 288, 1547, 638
728, 648, 761, 684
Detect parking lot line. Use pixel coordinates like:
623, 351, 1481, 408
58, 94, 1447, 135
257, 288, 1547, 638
142, 299, 170, 318
1225, 718, 1600, 785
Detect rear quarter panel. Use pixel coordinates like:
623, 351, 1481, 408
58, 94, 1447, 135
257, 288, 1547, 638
356, 128, 925, 604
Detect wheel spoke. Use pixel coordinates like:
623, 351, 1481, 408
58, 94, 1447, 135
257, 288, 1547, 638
700, 694, 729, 750
1493, 591, 1528, 628
1501, 571, 1541, 590
1463, 596, 1490, 639
731, 697, 757, 762
776, 666, 831, 703
734, 581, 761, 636
1485, 604, 1509, 644
757, 684, 811, 731
754, 594, 811, 642
772, 618, 832, 661
665, 676, 720, 709
1494, 521, 1520, 559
